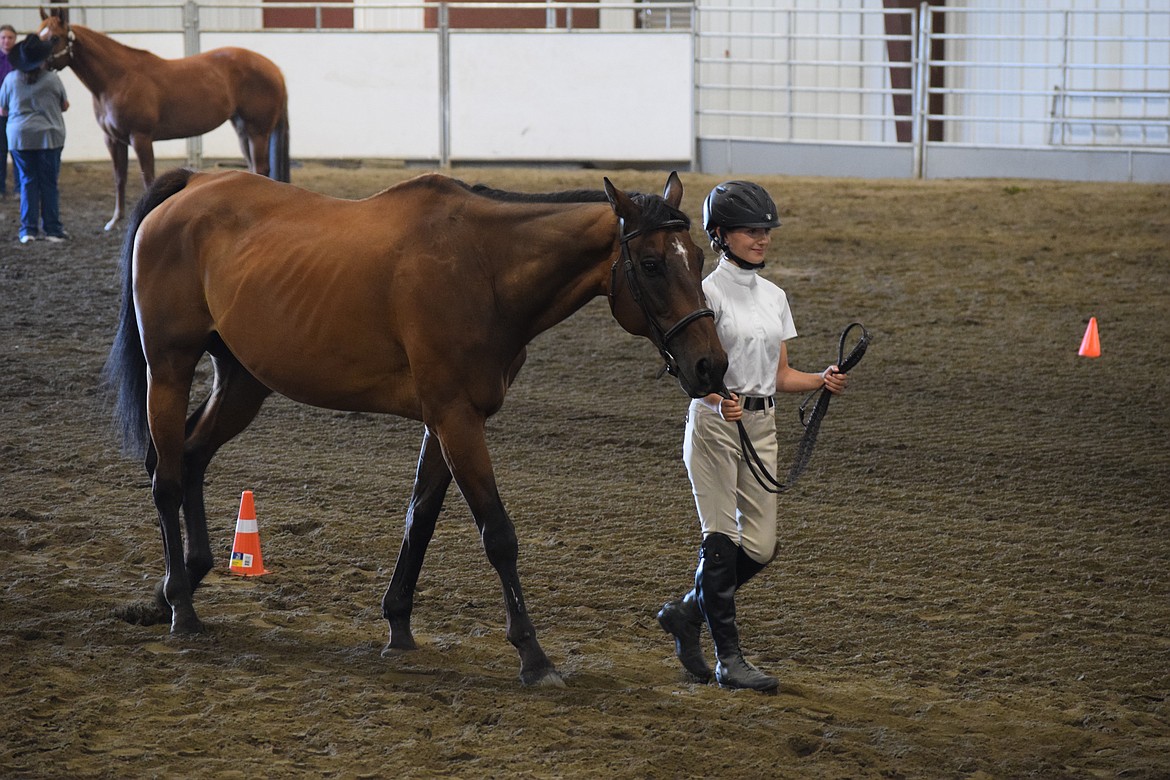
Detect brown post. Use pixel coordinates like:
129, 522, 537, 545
883, 0, 946, 142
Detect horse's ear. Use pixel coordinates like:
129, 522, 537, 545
40, 6, 66, 23
662, 171, 684, 208
603, 177, 638, 222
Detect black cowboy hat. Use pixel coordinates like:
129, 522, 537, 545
10, 34, 54, 73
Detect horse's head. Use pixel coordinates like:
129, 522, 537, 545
603, 173, 728, 398
37, 8, 72, 70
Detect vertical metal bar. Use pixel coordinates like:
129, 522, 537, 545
691, 0, 699, 169
439, 3, 451, 169
786, 8, 794, 141
184, 0, 202, 169
1059, 9, 1070, 146
912, 3, 928, 179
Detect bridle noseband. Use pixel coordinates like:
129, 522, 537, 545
608, 218, 714, 378
43, 23, 75, 69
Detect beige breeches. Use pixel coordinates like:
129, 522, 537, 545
682, 399, 778, 564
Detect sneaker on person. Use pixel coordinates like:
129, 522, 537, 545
19, 233, 36, 244
45, 232, 70, 243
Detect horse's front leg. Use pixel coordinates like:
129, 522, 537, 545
103, 135, 128, 231
435, 410, 562, 687
381, 427, 452, 654
130, 133, 156, 189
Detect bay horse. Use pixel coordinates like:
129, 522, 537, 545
37, 8, 290, 231
103, 168, 727, 686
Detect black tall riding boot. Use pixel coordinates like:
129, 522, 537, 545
657, 542, 771, 684
736, 546, 768, 590
656, 588, 712, 683
696, 533, 779, 693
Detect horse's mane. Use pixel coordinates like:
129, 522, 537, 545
75, 24, 156, 58
460, 180, 690, 227
466, 182, 607, 204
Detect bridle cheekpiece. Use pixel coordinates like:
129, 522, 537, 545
608, 216, 715, 378
43, 23, 75, 69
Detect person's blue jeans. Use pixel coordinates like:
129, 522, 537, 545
11, 147, 64, 239
1, 117, 10, 196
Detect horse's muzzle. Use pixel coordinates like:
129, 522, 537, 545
674, 352, 728, 399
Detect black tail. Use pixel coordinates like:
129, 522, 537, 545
101, 168, 198, 458
269, 105, 290, 183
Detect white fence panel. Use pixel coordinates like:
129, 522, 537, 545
448, 32, 692, 161
200, 32, 442, 160
939, 5, 1170, 148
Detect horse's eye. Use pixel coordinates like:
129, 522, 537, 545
639, 257, 662, 276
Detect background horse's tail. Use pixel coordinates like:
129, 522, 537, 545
270, 104, 290, 183
102, 168, 197, 458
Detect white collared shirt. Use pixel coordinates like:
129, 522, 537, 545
703, 257, 797, 397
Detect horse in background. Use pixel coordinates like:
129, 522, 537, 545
37, 8, 290, 230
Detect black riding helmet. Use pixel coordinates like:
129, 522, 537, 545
702, 180, 781, 246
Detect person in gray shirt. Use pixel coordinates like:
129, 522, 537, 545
0, 34, 70, 243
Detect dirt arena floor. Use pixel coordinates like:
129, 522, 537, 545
2, 160, 1168, 779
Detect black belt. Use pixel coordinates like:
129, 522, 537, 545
740, 395, 774, 411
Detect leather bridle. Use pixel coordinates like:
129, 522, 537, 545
42, 23, 75, 69
608, 218, 714, 379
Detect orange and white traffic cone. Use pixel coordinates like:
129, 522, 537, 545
228, 490, 270, 576
1078, 316, 1101, 358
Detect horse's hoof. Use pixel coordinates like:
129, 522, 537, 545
520, 667, 565, 688
170, 612, 204, 635
381, 636, 418, 656
171, 621, 204, 636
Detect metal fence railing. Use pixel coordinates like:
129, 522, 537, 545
7, 0, 1168, 180
695, 1, 1168, 179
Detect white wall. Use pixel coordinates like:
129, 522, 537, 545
448, 33, 693, 161
56, 30, 692, 165
201, 32, 442, 160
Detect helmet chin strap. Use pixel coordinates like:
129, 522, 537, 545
715, 230, 765, 271
726, 251, 765, 271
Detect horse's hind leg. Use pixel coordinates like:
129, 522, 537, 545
381, 427, 453, 654
149, 347, 271, 634
178, 350, 272, 588
231, 115, 270, 178
145, 352, 205, 634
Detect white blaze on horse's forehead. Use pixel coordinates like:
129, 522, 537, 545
670, 236, 693, 269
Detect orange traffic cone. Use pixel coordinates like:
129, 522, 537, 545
1078, 317, 1101, 358
228, 490, 270, 576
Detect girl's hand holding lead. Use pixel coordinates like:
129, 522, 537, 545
705, 392, 743, 421
822, 366, 848, 394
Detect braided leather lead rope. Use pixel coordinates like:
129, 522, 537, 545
736, 322, 870, 494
